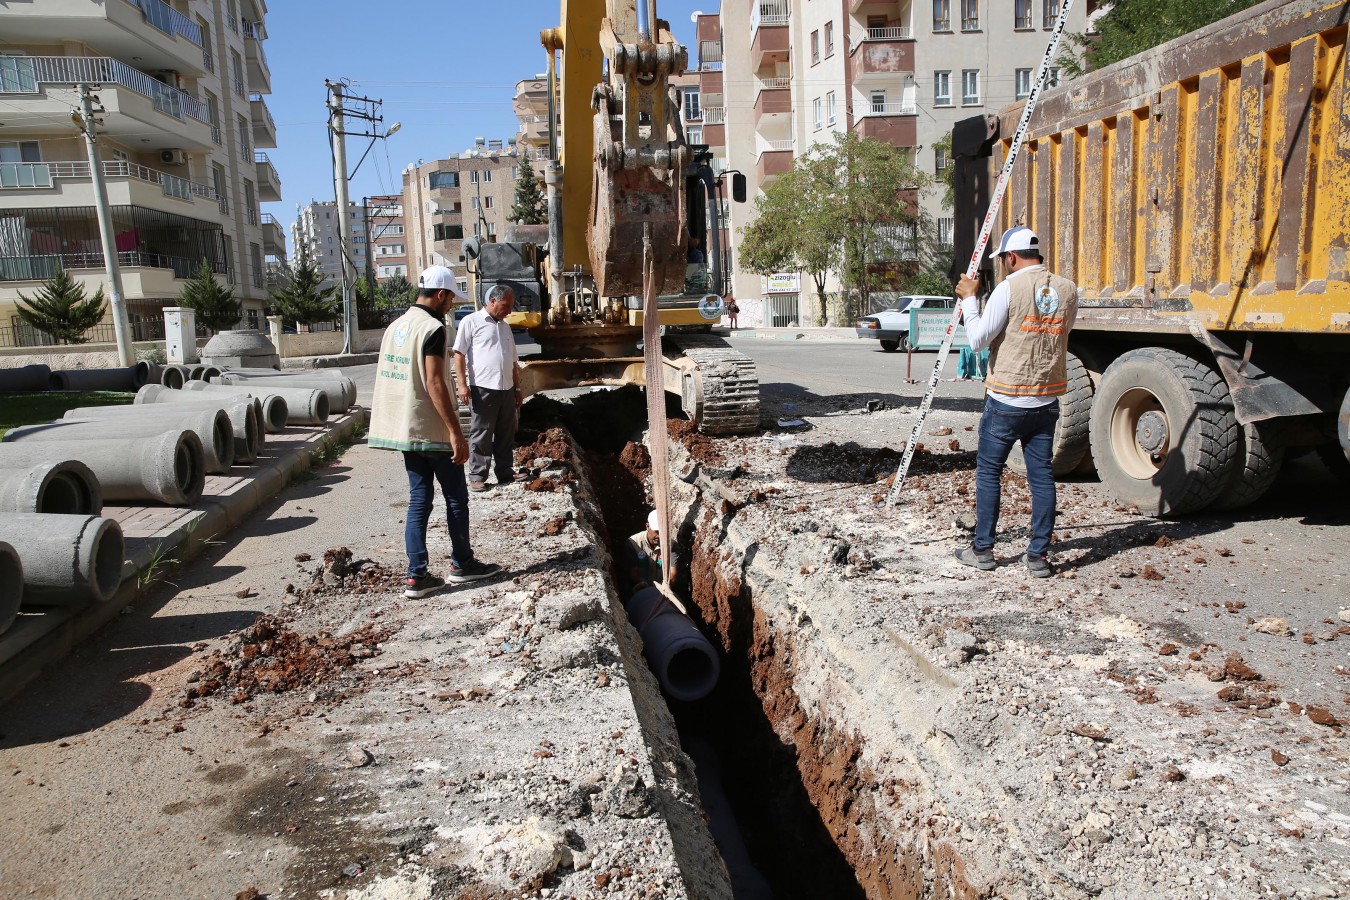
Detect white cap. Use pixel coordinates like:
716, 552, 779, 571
647, 510, 660, 532
989, 226, 1040, 260
417, 265, 469, 302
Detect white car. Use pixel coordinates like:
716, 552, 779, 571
854, 295, 955, 352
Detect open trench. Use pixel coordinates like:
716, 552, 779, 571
517, 387, 972, 899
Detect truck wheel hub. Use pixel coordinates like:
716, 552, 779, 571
1135, 411, 1168, 455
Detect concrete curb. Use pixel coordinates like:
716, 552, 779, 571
282, 352, 378, 370
725, 327, 857, 343
0, 410, 367, 706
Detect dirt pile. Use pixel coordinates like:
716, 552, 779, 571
287, 547, 403, 599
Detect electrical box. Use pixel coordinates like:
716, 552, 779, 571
163, 306, 198, 364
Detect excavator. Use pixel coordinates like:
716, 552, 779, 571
464, 0, 760, 435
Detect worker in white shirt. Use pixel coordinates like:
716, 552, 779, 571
453, 283, 527, 492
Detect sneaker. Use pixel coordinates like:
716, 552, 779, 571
446, 559, 501, 584
468, 480, 490, 493
404, 573, 446, 599
1022, 553, 1054, 579
954, 546, 996, 571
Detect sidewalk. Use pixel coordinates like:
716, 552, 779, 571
724, 326, 857, 343
281, 352, 378, 370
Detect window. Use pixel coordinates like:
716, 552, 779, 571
205, 91, 220, 142
1048, 66, 1061, 87
961, 0, 979, 30
937, 217, 954, 248
483, 168, 492, 182
684, 88, 701, 121
810, 30, 819, 65
934, 71, 951, 106
1015, 68, 1032, 99
484, 196, 494, 210
226, 0, 238, 31
244, 179, 256, 224
473, 222, 481, 237
250, 242, 263, 288
429, 171, 458, 189
813, 97, 823, 130
212, 162, 228, 212
231, 51, 244, 96
933, 0, 950, 31
871, 91, 886, 113
238, 114, 250, 160
433, 223, 463, 241
962, 69, 980, 104
935, 146, 951, 172
470, 170, 479, 183
0, 140, 46, 188
824, 22, 834, 57
687, 125, 704, 144
487, 221, 497, 237
470, 196, 479, 210
511, 166, 519, 178
868, 14, 887, 31
1015, 0, 1033, 29
1043, 0, 1060, 28
826, 91, 836, 125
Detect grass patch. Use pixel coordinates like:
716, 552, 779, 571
0, 391, 134, 440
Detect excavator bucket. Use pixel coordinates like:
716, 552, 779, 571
590, 161, 687, 298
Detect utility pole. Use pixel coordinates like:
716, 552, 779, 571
76, 83, 133, 366
326, 80, 400, 355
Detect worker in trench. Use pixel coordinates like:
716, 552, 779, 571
952, 226, 1078, 579
626, 509, 682, 597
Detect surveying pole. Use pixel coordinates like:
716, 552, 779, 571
327, 80, 358, 354
77, 83, 133, 366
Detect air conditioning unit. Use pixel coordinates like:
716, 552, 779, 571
160, 148, 188, 165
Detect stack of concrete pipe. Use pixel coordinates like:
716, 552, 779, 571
47, 361, 160, 393
19, 406, 236, 474
0, 364, 53, 393
213, 369, 356, 413
0, 460, 102, 515
184, 380, 329, 427
135, 385, 266, 456
0, 514, 125, 618
159, 364, 222, 389
0, 430, 204, 506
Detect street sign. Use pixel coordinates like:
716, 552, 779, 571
909, 307, 970, 350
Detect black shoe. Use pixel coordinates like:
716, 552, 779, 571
1022, 553, 1054, 578
446, 559, 501, 584
404, 573, 446, 598
954, 546, 996, 571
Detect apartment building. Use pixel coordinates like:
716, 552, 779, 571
291, 200, 368, 289
366, 193, 407, 281
714, 0, 1092, 326
401, 140, 525, 291
0, 0, 282, 344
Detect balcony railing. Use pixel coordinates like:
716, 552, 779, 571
703, 106, 726, 124
211, 124, 222, 144
249, 92, 276, 132
0, 57, 210, 124
0, 251, 218, 283
865, 102, 919, 116
0, 159, 218, 201
751, 0, 790, 32
261, 213, 280, 226
699, 40, 724, 71
127, 0, 203, 47
232, 77, 246, 99
759, 77, 790, 90
686, 107, 703, 122
762, 139, 794, 153
866, 26, 912, 40
202, 49, 214, 73
246, 206, 258, 225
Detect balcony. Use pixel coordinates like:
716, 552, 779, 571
756, 143, 793, 186
0, 0, 206, 75
0, 56, 212, 149
254, 152, 282, 201
249, 93, 278, 148
852, 106, 918, 144
754, 79, 791, 125
0, 159, 221, 217
850, 37, 915, 80
260, 214, 286, 256
242, 21, 272, 94
751, 11, 790, 70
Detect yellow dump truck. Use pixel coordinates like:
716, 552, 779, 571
952, 0, 1350, 515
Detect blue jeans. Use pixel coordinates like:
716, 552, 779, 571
403, 451, 473, 577
975, 396, 1058, 558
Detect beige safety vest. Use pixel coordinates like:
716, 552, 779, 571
986, 270, 1078, 398
368, 308, 458, 452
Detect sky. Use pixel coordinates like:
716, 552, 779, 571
262, 0, 714, 229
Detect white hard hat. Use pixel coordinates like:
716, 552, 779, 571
647, 510, 660, 532
417, 265, 469, 301
989, 226, 1040, 260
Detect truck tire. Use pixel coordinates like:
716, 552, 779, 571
879, 339, 900, 352
1088, 347, 1238, 516
1312, 387, 1350, 483
1007, 351, 1093, 478
1211, 419, 1285, 511
1067, 343, 1108, 477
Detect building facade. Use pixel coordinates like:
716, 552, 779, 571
291, 200, 368, 290
366, 193, 406, 282
0, 0, 282, 344
714, 0, 1094, 326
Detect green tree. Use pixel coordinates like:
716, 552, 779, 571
932, 130, 955, 210
1060, 0, 1263, 74
14, 268, 108, 345
268, 245, 340, 327
380, 274, 416, 308
180, 259, 242, 332
354, 275, 385, 308
739, 162, 839, 326
509, 162, 546, 225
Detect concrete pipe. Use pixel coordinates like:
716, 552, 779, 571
216, 372, 355, 411
0, 364, 53, 393
0, 460, 102, 515
624, 586, 721, 702
132, 360, 161, 389
135, 386, 263, 461
52, 406, 236, 473
189, 381, 326, 426
0, 430, 204, 506
171, 383, 285, 434
0, 541, 19, 634
0, 513, 123, 606
188, 364, 222, 382
160, 365, 190, 389
48, 366, 139, 393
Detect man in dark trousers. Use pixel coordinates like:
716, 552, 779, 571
368, 265, 502, 598
953, 226, 1077, 578
453, 283, 526, 492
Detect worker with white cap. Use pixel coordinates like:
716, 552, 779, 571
369, 265, 502, 599
627, 508, 679, 590
952, 226, 1078, 579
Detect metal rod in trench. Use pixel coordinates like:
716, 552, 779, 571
884, 0, 1078, 509
641, 226, 673, 590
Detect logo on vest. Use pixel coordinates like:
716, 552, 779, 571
1035, 285, 1060, 317
391, 319, 412, 348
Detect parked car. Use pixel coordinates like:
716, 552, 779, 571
854, 295, 955, 352
453, 305, 475, 324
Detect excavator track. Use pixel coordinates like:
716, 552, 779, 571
663, 335, 760, 435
